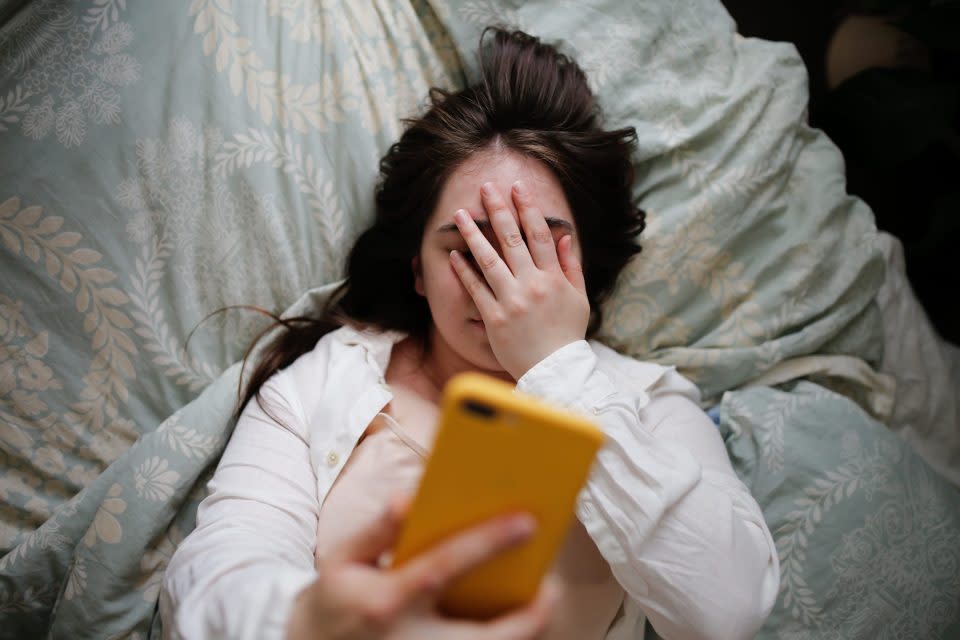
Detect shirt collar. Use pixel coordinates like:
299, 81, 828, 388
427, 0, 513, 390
334, 324, 407, 374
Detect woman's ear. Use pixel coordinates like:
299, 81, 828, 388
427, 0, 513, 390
412, 255, 425, 296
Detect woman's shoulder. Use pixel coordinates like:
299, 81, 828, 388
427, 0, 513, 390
256, 324, 394, 427
279, 323, 406, 394
280, 324, 385, 380
276, 325, 352, 375
255, 326, 369, 407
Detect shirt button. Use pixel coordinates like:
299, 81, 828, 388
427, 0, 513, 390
326, 451, 339, 466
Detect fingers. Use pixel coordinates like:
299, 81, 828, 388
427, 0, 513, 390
393, 513, 537, 602
452, 208, 514, 298
557, 234, 586, 293
511, 180, 560, 270
437, 576, 562, 640
450, 248, 496, 316
333, 492, 411, 565
481, 182, 535, 275
481, 576, 563, 640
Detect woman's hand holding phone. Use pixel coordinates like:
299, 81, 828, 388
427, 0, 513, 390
287, 493, 560, 640
449, 180, 590, 381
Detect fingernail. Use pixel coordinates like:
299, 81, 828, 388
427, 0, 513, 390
513, 179, 525, 195
453, 209, 468, 225
510, 514, 537, 539
481, 182, 495, 197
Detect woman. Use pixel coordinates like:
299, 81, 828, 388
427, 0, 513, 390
162, 28, 778, 640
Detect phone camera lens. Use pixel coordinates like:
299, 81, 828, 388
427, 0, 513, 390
463, 400, 497, 419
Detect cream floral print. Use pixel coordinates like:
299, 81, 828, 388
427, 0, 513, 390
0, 0, 139, 147
117, 117, 313, 377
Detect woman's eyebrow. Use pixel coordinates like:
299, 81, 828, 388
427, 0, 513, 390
435, 217, 575, 234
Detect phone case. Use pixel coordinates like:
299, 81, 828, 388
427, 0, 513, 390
390, 371, 604, 619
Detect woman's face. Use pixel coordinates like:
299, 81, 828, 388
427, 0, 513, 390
415, 148, 582, 376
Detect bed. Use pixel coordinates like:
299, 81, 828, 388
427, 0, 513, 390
1, 0, 958, 638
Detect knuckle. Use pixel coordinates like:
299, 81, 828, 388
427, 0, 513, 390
488, 310, 507, 327
465, 278, 485, 295
503, 231, 524, 248
361, 591, 402, 628
460, 228, 480, 245
478, 252, 499, 271
411, 569, 443, 596
505, 297, 527, 316
528, 282, 548, 301
531, 228, 553, 245
424, 547, 461, 583
452, 532, 495, 566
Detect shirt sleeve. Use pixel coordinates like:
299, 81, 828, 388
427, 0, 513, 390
161, 371, 319, 640
516, 341, 779, 640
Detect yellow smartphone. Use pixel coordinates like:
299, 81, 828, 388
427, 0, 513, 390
390, 371, 604, 619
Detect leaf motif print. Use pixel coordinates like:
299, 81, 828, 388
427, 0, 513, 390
82, 483, 125, 547
0, 87, 31, 133
456, 0, 526, 32
127, 234, 218, 391
157, 413, 217, 459
0, 197, 137, 458
55, 100, 85, 148
63, 556, 87, 601
189, 0, 345, 133
116, 117, 308, 379
133, 457, 180, 502
83, 0, 127, 32
214, 128, 346, 278
21, 95, 55, 140
137, 524, 184, 602
266, 0, 327, 43
4, 1, 139, 147
92, 21, 134, 54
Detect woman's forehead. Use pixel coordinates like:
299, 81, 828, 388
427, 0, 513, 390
431, 149, 575, 227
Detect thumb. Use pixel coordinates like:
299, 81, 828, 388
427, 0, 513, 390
332, 492, 412, 565
558, 235, 586, 293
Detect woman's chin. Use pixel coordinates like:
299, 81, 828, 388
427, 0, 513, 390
471, 347, 511, 380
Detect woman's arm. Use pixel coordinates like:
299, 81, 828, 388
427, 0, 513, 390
516, 341, 779, 640
161, 372, 319, 640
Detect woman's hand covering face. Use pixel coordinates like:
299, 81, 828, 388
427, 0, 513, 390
448, 180, 590, 380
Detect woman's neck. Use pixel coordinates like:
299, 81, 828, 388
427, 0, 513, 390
416, 327, 514, 396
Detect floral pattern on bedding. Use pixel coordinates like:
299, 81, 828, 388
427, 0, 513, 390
1, 1, 957, 639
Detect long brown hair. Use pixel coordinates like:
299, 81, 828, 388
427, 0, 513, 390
237, 27, 646, 415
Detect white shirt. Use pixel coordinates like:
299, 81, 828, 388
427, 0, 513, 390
162, 325, 779, 640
